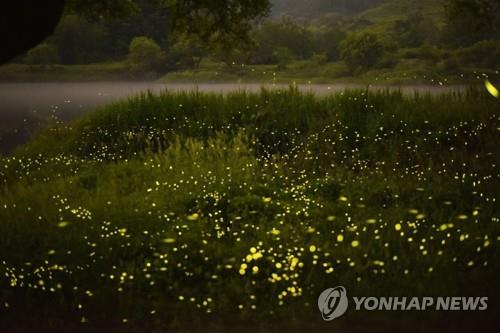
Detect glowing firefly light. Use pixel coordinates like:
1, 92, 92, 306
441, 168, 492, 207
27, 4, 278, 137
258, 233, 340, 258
485, 80, 499, 98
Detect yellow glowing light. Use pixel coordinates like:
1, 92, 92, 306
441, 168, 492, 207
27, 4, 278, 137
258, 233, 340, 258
252, 252, 263, 260
162, 238, 176, 244
351, 240, 360, 248
485, 80, 499, 98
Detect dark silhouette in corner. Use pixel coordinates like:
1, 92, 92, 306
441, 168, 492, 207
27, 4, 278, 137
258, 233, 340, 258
1, 1, 65, 64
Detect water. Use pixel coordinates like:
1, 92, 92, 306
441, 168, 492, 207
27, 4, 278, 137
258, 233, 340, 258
0, 82, 465, 154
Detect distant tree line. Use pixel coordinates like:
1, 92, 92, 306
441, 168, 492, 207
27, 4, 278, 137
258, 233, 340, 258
17, 0, 500, 74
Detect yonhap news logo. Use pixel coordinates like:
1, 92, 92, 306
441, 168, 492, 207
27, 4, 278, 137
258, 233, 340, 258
318, 286, 488, 321
318, 286, 349, 321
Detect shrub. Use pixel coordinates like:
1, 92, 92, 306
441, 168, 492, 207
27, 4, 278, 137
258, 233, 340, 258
24, 43, 60, 65
128, 36, 165, 73
273, 47, 295, 70
339, 32, 384, 72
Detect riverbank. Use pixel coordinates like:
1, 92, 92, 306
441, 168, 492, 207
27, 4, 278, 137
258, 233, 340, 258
1, 60, 498, 85
0, 62, 143, 82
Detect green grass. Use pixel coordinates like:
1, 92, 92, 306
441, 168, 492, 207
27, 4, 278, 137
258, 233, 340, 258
0, 62, 151, 82
1, 56, 496, 86
160, 59, 498, 85
0, 87, 499, 330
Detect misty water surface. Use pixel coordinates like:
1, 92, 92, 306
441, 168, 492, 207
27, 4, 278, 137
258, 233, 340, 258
0, 82, 465, 154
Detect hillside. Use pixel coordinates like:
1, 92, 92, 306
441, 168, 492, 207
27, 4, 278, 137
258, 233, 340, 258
272, 0, 445, 27
357, 0, 445, 32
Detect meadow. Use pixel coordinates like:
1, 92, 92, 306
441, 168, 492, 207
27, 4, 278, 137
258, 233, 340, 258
0, 87, 499, 331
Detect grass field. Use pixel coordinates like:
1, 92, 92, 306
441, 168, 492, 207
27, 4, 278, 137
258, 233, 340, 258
1, 58, 497, 85
160, 59, 499, 85
0, 62, 149, 82
0, 87, 499, 331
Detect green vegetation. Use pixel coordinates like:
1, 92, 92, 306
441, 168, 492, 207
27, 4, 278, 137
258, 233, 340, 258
1, 88, 499, 329
2, 0, 499, 83
340, 32, 385, 73
159, 57, 498, 85
127, 36, 166, 76
0, 62, 133, 82
24, 43, 61, 65
443, 0, 500, 46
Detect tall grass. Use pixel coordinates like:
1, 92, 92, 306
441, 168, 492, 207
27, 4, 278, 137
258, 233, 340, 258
1, 87, 499, 330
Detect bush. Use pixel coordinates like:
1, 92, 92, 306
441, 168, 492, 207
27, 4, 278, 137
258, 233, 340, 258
24, 43, 60, 65
273, 47, 295, 69
128, 36, 165, 73
339, 32, 385, 72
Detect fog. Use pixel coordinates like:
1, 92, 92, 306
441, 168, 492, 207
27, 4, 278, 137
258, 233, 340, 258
0, 82, 466, 154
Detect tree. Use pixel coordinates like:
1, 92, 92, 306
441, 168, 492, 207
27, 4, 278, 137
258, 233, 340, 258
128, 36, 165, 73
392, 12, 436, 48
339, 32, 384, 72
315, 27, 346, 61
106, 0, 171, 58
169, 33, 207, 69
444, 0, 500, 46
252, 18, 315, 64
50, 15, 109, 64
1, 0, 271, 64
24, 43, 60, 65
